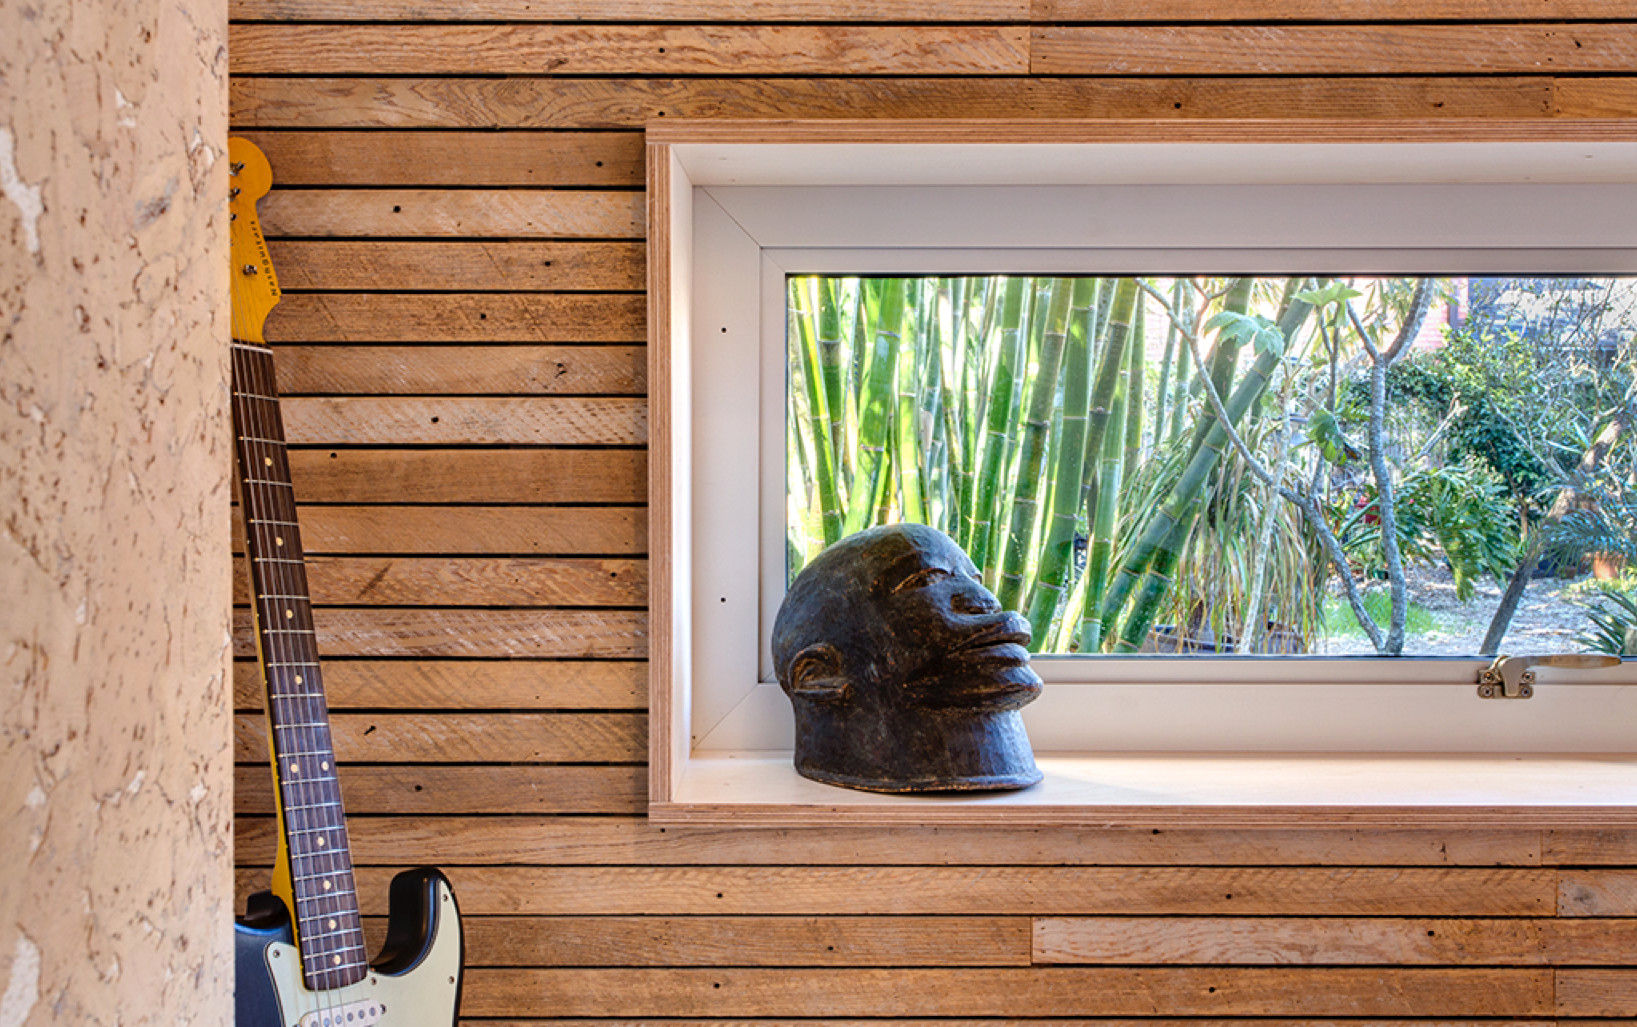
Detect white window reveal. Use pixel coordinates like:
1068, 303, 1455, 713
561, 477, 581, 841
647, 121, 1637, 824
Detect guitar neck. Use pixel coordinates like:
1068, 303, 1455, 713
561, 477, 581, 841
231, 340, 369, 991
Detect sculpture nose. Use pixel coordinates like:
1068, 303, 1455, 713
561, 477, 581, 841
951, 583, 1001, 615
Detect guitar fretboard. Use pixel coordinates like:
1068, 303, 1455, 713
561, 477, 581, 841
231, 341, 369, 991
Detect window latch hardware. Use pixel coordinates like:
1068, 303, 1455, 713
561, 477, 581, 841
1477, 653, 1620, 699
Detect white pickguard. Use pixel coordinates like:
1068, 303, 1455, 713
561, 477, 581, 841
263, 881, 461, 1027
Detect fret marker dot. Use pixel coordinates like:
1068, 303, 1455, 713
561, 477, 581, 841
275, 536, 284, 546
320, 761, 329, 771
289, 762, 298, 774
328, 918, 337, 929
285, 609, 294, 619
333, 955, 342, 965
322, 880, 332, 890
316, 835, 326, 847
294, 675, 303, 684
264, 456, 273, 466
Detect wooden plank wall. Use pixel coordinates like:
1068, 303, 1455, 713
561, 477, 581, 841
229, 2, 1637, 1021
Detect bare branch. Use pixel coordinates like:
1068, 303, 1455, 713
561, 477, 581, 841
1181, 304, 1387, 652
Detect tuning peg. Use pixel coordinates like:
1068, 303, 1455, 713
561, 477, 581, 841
230, 161, 245, 175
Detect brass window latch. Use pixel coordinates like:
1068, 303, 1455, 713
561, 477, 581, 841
1477, 653, 1621, 699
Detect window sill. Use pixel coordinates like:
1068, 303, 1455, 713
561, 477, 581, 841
650, 753, 1637, 828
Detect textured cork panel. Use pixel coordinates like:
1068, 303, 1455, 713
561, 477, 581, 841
0, 0, 232, 1022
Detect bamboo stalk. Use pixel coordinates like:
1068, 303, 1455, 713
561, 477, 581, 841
1122, 297, 1146, 484
790, 276, 844, 546
842, 278, 907, 537
996, 278, 1072, 612
1024, 277, 1100, 642
1073, 278, 1138, 649
967, 276, 1029, 578
894, 279, 929, 525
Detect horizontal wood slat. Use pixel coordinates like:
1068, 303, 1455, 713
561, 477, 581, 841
414, 915, 1033, 967
267, 242, 645, 292
234, 764, 644, 815
1038, 0, 1637, 17
243, 131, 644, 187
231, 0, 1031, 20
267, 294, 645, 343
1557, 969, 1637, 1017
230, 25, 1031, 76
277, 396, 645, 445
268, 344, 645, 395
1543, 828, 1637, 864
232, 556, 647, 605
231, 0, 1637, 18
283, 450, 645, 504
246, 866, 1559, 915
229, 76, 1568, 129
1033, 915, 1637, 965
261, 189, 644, 239
1559, 870, 1637, 916
234, 711, 646, 762
232, 817, 1544, 867
232, 607, 647, 657
452, 967, 1553, 1017
1031, 24, 1637, 75
1556, 78, 1637, 117
232, 506, 647, 555
232, 658, 646, 709
392, 1020, 1562, 1027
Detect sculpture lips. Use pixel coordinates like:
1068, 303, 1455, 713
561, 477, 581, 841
951, 614, 1032, 661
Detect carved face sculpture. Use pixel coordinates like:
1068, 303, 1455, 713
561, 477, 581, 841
772, 523, 1043, 792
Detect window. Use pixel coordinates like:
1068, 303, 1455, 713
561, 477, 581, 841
647, 121, 1637, 824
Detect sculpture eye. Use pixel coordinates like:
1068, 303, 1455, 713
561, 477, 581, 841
894, 566, 951, 593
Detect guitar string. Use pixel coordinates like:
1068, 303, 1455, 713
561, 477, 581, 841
232, 180, 368, 1001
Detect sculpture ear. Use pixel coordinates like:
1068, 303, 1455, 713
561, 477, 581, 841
785, 643, 849, 703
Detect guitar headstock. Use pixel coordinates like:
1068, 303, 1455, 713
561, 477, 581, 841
228, 137, 281, 344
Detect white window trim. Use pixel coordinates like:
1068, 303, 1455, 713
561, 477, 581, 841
647, 120, 1637, 826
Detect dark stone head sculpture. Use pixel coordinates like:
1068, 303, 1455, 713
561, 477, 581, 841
772, 523, 1043, 793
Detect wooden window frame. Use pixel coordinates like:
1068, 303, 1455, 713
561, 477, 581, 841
647, 118, 1637, 827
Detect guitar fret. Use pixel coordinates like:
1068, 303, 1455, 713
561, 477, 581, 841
238, 435, 287, 445
267, 660, 320, 667
234, 391, 281, 402
248, 518, 302, 526
269, 691, 326, 700
273, 721, 330, 730
296, 909, 358, 925
230, 341, 274, 354
286, 823, 346, 837
253, 556, 305, 564
257, 594, 311, 600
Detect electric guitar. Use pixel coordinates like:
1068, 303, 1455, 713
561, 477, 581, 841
229, 137, 464, 1027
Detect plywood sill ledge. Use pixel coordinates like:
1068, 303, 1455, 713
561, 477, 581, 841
651, 753, 1637, 828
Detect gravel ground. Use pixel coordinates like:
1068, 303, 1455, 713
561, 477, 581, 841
1316, 564, 1595, 656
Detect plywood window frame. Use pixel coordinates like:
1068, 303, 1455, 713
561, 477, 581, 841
647, 118, 1637, 827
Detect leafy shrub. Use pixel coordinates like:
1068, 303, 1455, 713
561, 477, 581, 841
1575, 584, 1637, 656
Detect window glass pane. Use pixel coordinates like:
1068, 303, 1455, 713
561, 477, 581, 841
785, 275, 1637, 658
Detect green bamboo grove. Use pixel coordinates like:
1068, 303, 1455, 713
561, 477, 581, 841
785, 274, 1326, 654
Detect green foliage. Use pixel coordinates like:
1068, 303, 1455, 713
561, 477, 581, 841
1205, 311, 1284, 358
1306, 408, 1362, 466
1335, 459, 1520, 602
1575, 584, 1637, 656
1384, 327, 1569, 505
